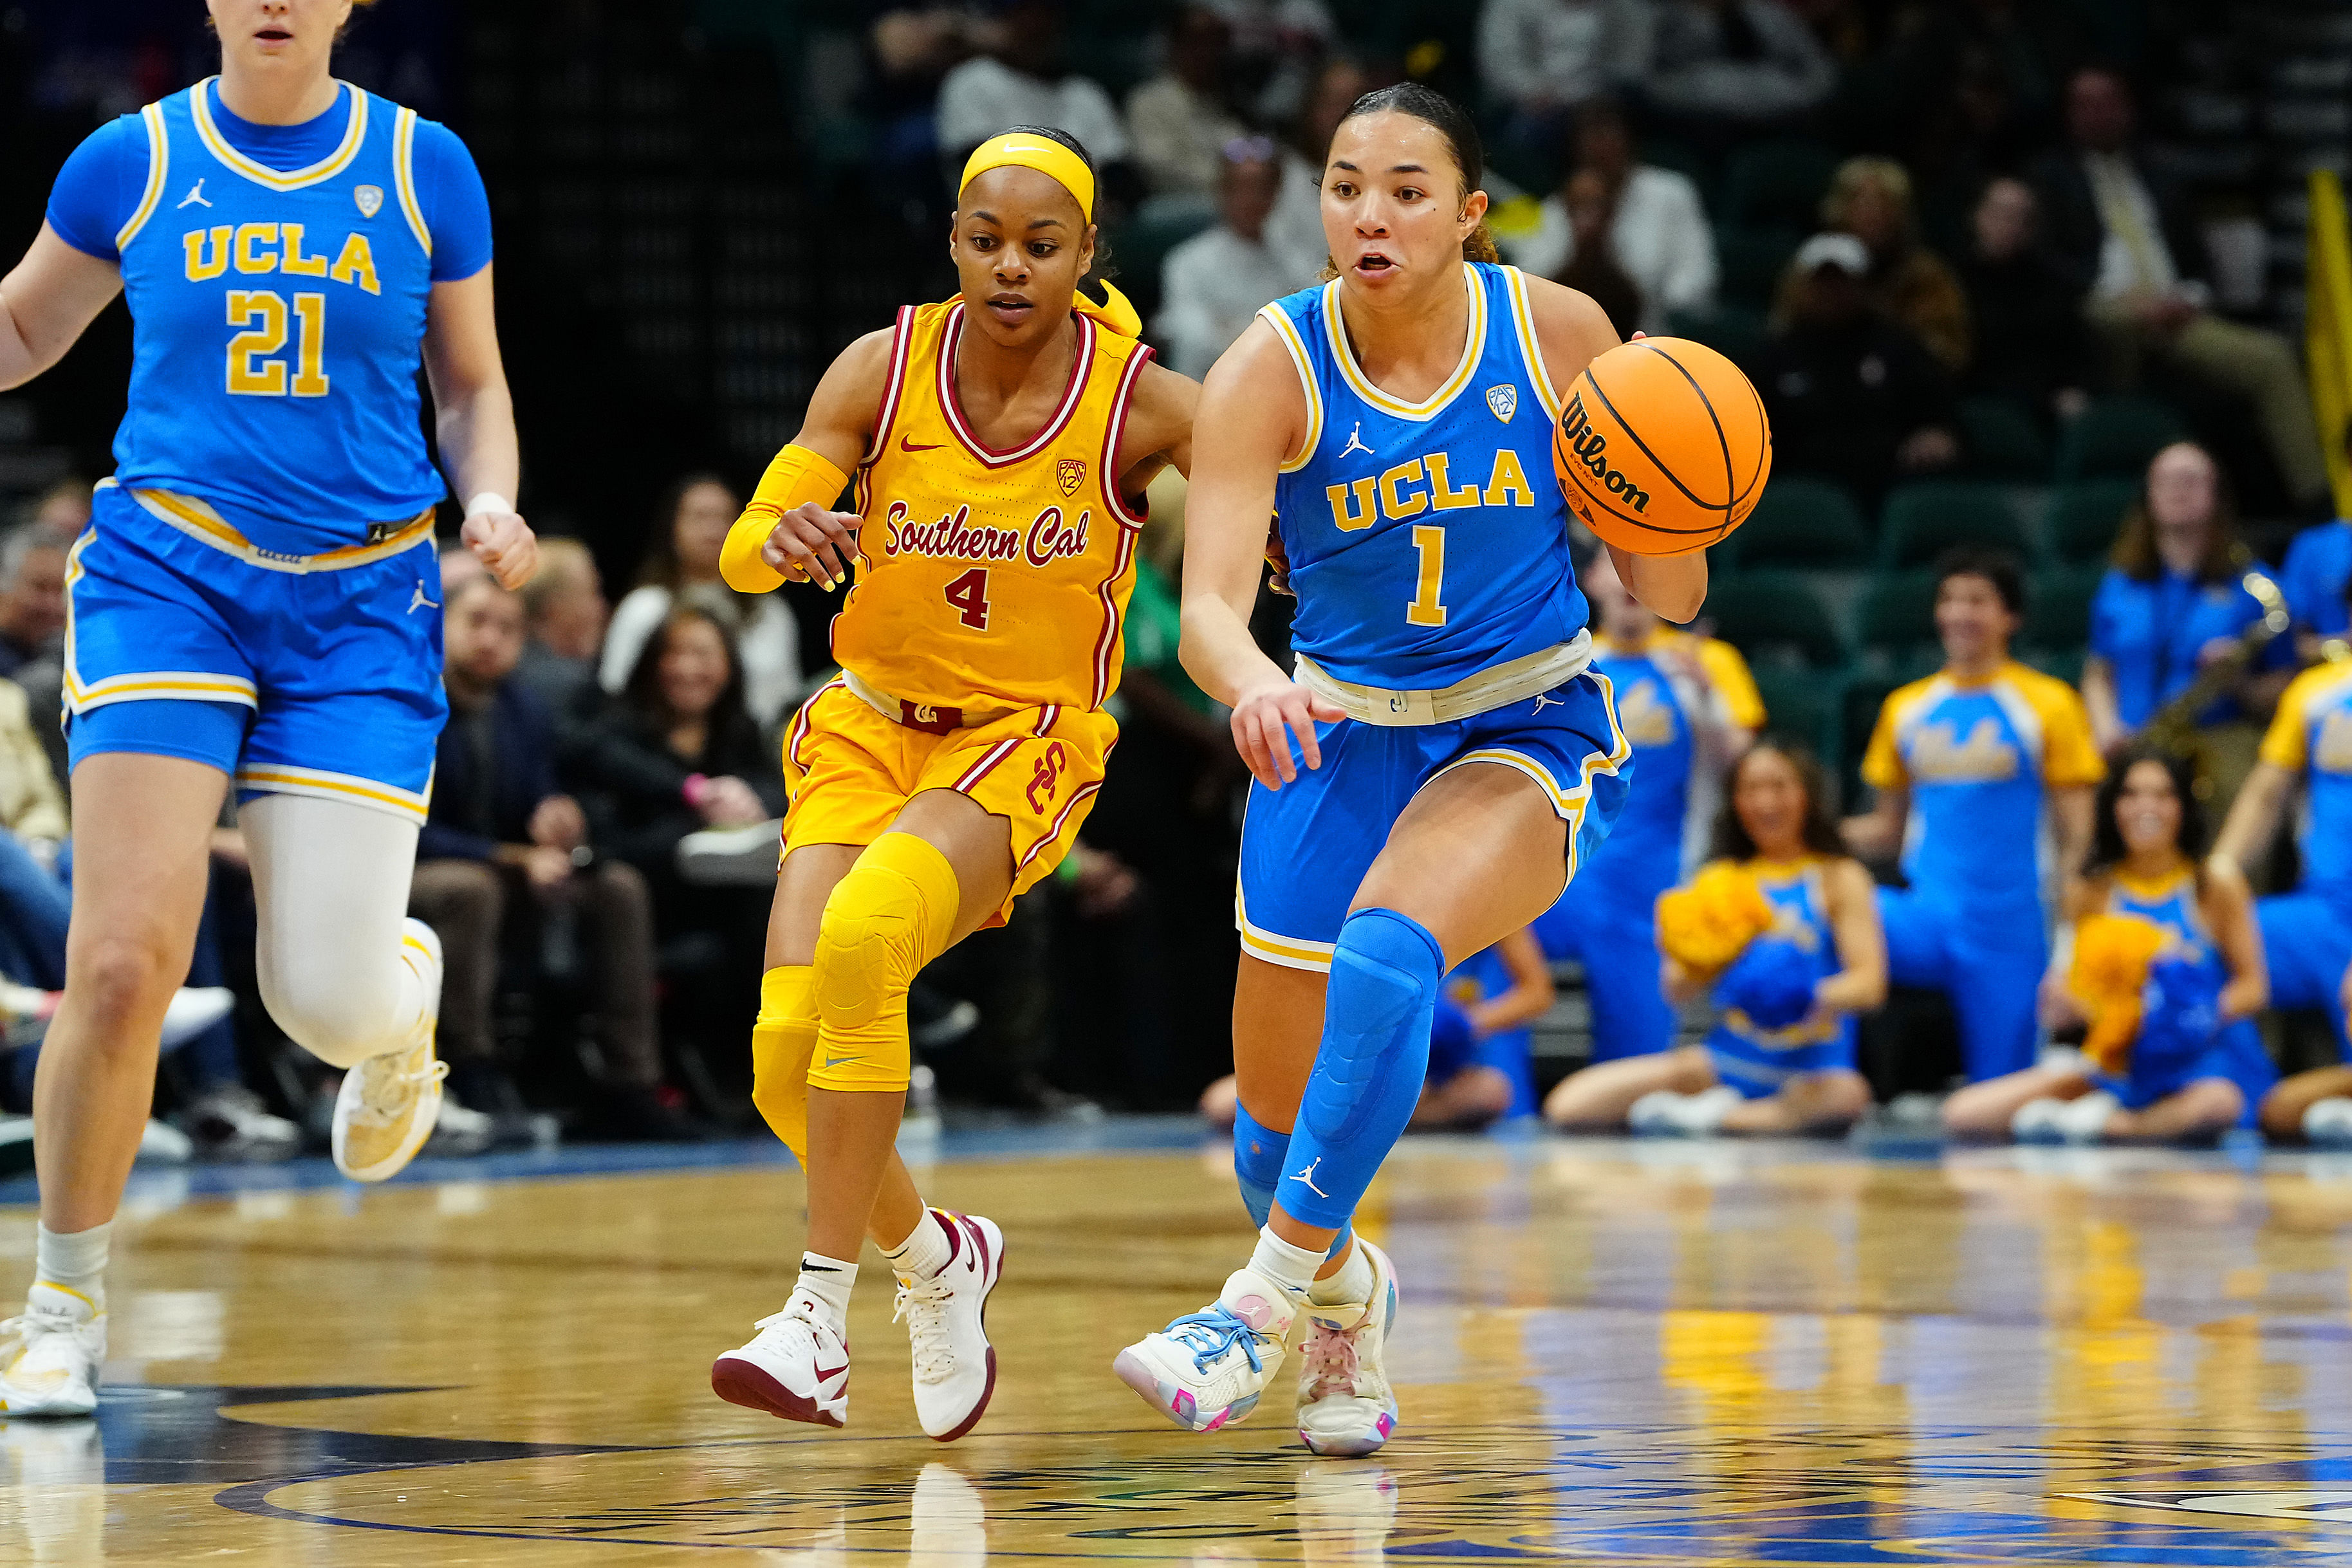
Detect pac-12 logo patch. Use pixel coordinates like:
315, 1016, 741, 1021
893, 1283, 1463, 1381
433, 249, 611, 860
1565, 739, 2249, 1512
1057, 458, 1086, 497
1485, 384, 1517, 423
354, 184, 384, 218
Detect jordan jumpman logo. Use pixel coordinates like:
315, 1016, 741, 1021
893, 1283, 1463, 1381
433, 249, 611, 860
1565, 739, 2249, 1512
1291, 1158, 1331, 1198
1339, 423, 1374, 460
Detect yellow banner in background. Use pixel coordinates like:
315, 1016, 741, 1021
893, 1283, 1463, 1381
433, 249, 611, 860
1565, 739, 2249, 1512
2308, 170, 2352, 519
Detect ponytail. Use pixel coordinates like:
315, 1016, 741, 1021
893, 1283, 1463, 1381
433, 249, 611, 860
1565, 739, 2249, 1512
1464, 222, 1499, 264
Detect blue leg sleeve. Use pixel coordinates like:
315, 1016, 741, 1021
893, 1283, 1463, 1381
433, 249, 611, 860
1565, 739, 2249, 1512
1235, 1100, 1354, 1257
1275, 907, 1444, 1231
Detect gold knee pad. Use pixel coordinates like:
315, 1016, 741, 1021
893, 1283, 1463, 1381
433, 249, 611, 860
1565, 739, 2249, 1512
806, 833, 959, 1093
750, 964, 817, 1156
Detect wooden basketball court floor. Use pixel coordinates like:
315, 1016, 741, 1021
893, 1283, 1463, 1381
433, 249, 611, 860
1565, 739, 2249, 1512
8, 1123, 2352, 1565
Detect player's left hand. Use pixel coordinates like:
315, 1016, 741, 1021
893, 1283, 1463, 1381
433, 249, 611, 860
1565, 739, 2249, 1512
464, 505, 539, 589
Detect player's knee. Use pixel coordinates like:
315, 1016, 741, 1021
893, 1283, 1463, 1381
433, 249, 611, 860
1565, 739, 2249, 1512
266, 973, 406, 1066
1327, 909, 1443, 1048
810, 835, 959, 1033
64, 931, 186, 1040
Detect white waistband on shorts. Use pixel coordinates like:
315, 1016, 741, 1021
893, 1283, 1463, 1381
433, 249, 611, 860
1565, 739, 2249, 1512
1292, 633, 1593, 728
111, 481, 434, 575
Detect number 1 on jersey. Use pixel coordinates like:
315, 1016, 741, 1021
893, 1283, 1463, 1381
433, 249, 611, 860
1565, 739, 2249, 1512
944, 567, 991, 629
1407, 525, 1447, 627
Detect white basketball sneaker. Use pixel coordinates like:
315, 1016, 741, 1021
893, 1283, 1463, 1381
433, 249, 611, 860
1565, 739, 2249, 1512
0, 1282, 105, 1417
1113, 1268, 1295, 1432
895, 1211, 1004, 1441
711, 1291, 851, 1428
1295, 1238, 1400, 1457
333, 919, 447, 1183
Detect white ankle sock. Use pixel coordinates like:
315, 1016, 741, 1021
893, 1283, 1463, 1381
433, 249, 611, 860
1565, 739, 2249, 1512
1247, 1226, 1324, 1299
793, 1251, 857, 1327
1308, 1237, 1375, 1307
35, 1221, 111, 1311
882, 1210, 953, 1282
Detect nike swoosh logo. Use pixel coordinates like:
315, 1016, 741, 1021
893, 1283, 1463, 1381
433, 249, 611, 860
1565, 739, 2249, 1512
823, 1055, 858, 1069
813, 1360, 847, 1382
900, 438, 943, 452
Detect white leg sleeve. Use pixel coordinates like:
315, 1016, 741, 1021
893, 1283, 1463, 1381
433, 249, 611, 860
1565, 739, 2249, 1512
241, 793, 432, 1069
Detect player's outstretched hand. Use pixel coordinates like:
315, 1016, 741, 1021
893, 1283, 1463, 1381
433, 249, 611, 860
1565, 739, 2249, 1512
761, 503, 861, 591
1230, 677, 1344, 789
464, 505, 539, 589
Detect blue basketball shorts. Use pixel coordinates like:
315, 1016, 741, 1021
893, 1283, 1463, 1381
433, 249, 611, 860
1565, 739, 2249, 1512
64, 484, 446, 824
1236, 671, 1631, 972
2257, 889, 2352, 1051
1706, 1019, 1858, 1100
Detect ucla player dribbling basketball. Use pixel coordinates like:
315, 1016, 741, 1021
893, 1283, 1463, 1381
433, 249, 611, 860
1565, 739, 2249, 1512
0, 0, 535, 1416
1114, 83, 1707, 1453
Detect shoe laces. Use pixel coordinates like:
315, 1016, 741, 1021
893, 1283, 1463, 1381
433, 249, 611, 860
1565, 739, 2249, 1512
0, 1303, 82, 1361
1163, 1305, 1263, 1376
750, 1301, 828, 1356
893, 1273, 958, 1384
351, 1053, 447, 1128
1300, 1318, 1363, 1401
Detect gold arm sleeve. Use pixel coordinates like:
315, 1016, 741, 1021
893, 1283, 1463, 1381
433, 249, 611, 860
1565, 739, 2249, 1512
719, 444, 852, 593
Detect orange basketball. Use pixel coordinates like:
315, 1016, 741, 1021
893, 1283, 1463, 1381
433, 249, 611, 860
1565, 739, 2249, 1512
1551, 337, 1772, 557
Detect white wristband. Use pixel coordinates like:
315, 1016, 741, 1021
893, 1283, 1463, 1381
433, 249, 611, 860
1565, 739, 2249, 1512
465, 492, 513, 519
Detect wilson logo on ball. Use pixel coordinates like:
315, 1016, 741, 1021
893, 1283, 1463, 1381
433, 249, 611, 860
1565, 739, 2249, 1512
1557, 392, 1651, 513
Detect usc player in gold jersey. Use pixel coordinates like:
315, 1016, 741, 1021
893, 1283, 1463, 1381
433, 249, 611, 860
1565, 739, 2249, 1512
704, 127, 1196, 1440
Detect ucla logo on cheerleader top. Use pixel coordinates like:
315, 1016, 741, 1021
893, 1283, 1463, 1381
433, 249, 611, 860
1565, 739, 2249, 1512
1256, 263, 1590, 691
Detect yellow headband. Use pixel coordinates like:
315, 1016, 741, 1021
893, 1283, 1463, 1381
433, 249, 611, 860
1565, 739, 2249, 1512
960, 131, 1096, 221
954, 132, 1142, 338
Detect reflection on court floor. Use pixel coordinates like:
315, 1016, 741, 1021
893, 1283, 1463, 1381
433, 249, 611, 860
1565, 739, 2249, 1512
10, 1128, 2352, 1564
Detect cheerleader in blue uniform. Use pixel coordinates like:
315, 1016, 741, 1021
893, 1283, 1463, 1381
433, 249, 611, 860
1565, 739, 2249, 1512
1945, 750, 2272, 1143
1544, 742, 1884, 1136
0, 0, 535, 1416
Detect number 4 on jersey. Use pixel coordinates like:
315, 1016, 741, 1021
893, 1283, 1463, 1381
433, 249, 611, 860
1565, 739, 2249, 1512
944, 567, 990, 630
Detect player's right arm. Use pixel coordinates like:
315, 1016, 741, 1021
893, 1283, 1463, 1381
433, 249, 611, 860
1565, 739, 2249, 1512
719, 327, 893, 594
1178, 317, 1342, 789
0, 226, 123, 392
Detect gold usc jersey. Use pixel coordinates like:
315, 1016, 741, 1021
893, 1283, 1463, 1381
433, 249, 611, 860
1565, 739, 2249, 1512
834, 300, 1154, 712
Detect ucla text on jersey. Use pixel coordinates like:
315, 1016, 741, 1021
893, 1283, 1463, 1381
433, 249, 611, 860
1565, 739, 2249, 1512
111, 78, 444, 555
1259, 263, 1588, 690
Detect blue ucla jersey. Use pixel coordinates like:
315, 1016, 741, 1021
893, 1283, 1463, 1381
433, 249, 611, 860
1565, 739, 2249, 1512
2263, 661, 2352, 899
2106, 869, 2214, 961
1705, 860, 1854, 1096
1862, 662, 2104, 912
101, 80, 449, 555
1259, 263, 1586, 688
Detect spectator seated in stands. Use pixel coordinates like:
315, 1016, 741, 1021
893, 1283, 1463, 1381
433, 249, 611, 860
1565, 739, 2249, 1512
602, 474, 802, 735
1843, 549, 2104, 1084
1642, 0, 1837, 139
1126, 6, 1246, 216
936, 0, 1136, 206
1195, 0, 1334, 126
22, 478, 92, 544
574, 604, 785, 1092
1198, 927, 1554, 1134
1942, 750, 2272, 1145
0, 527, 68, 680
1264, 55, 1368, 286
1155, 136, 1303, 379
1544, 742, 1884, 1137
412, 575, 685, 1142
2081, 443, 2294, 811
1506, 98, 1716, 337
1795, 156, 1969, 373
517, 537, 609, 733
1956, 176, 2091, 423
1751, 232, 1960, 508
1477, 0, 1649, 174
2032, 66, 2329, 513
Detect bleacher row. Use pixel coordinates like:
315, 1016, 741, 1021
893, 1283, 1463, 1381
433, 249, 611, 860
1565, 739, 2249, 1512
1700, 392, 2194, 799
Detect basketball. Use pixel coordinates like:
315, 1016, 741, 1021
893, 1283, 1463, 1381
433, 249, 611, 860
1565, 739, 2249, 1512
1551, 337, 1772, 557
